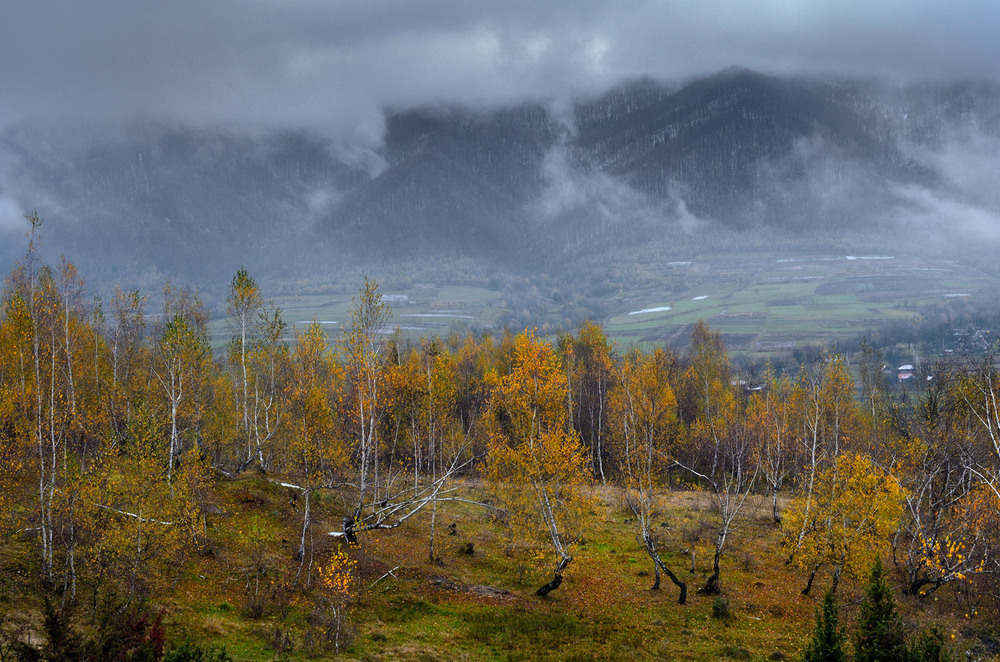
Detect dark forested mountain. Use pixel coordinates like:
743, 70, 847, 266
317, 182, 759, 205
312, 105, 558, 264
574, 69, 923, 227
1, 69, 999, 291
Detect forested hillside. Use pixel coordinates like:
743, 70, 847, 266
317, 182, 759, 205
2, 230, 999, 660
3, 69, 999, 292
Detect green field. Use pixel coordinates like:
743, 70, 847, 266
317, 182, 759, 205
207, 285, 509, 351
604, 251, 993, 358
209, 250, 997, 363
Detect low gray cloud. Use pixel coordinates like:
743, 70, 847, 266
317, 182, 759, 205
535, 137, 710, 242
891, 182, 1000, 245
2, 1, 999, 141
927, 132, 1000, 211
888, 130, 1000, 246
0, 196, 25, 233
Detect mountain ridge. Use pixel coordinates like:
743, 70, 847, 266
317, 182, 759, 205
2, 69, 999, 292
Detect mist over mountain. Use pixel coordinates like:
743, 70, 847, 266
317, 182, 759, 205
2, 69, 999, 295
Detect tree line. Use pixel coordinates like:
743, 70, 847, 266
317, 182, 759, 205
2, 216, 999, 656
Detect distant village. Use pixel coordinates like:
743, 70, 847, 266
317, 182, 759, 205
891, 325, 994, 386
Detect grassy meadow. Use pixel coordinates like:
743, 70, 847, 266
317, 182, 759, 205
3, 475, 972, 661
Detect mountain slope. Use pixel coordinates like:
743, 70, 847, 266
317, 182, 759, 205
1, 70, 998, 292
574, 69, 926, 227
312, 105, 557, 263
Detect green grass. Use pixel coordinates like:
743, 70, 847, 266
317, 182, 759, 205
323, 488, 817, 660
3, 474, 981, 661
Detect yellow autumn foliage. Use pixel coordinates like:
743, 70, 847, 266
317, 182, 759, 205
784, 452, 904, 582
485, 331, 592, 571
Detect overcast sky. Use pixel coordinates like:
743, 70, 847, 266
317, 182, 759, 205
2, 0, 1000, 139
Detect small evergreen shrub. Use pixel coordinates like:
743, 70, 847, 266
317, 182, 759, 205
162, 640, 233, 662
908, 626, 953, 662
853, 560, 907, 662
801, 590, 846, 662
712, 596, 732, 619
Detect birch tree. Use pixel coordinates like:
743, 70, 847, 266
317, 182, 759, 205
286, 321, 345, 582
106, 287, 147, 448
953, 353, 1000, 501
752, 372, 795, 524
485, 330, 592, 596
340, 277, 390, 532
561, 322, 614, 482
227, 268, 262, 469
329, 280, 473, 546
612, 347, 687, 603
788, 355, 859, 558
153, 313, 207, 487
677, 384, 760, 595
226, 268, 286, 472
2, 213, 77, 582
